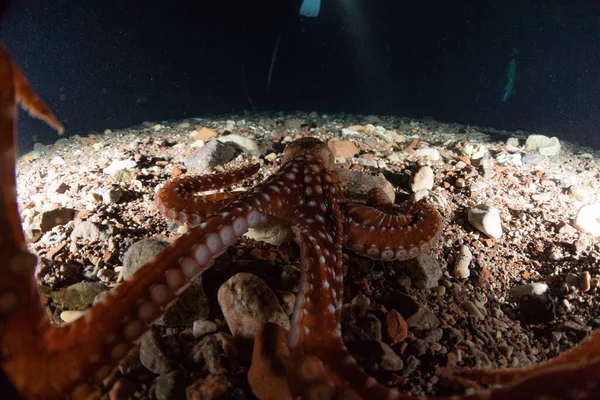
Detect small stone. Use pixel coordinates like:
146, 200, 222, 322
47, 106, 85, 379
414, 148, 440, 161
525, 134, 561, 156
461, 300, 485, 321
155, 370, 185, 400
405, 305, 440, 330
103, 159, 137, 175
193, 320, 218, 338
579, 271, 591, 292
573, 204, 600, 237
284, 119, 301, 130
506, 137, 520, 151
60, 310, 85, 323
245, 216, 293, 246
190, 126, 219, 141
573, 237, 589, 254
37, 208, 76, 233
178, 122, 191, 128
351, 292, 371, 307
569, 185, 595, 204
453, 245, 472, 279
51, 281, 107, 310
218, 273, 289, 342
280, 291, 295, 315
217, 134, 260, 157
337, 169, 395, 204
140, 329, 173, 374
405, 253, 442, 289
184, 140, 241, 171
411, 166, 434, 192
468, 204, 502, 239
70, 221, 114, 242
327, 139, 359, 158
385, 310, 408, 346
509, 282, 548, 299
102, 188, 123, 204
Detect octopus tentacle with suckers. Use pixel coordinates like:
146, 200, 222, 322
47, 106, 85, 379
1, 43, 599, 399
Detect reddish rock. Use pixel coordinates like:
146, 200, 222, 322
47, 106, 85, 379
385, 309, 408, 346
327, 138, 359, 158
192, 127, 218, 141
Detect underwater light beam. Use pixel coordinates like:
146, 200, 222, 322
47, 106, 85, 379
300, 0, 321, 17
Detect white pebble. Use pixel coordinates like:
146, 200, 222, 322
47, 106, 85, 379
573, 204, 600, 237
453, 245, 472, 279
468, 204, 502, 239
509, 282, 548, 300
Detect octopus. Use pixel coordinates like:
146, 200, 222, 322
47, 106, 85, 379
0, 43, 599, 400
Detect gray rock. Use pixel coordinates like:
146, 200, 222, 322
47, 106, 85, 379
50, 281, 107, 310
154, 370, 185, 400
140, 329, 173, 374
405, 306, 440, 330
123, 238, 210, 327
348, 341, 404, 371
184, 139, 241, 171
123, 238, 170, 279
218, 273, 290, 341
405, 253, 442, 289
70, 221, 114, 242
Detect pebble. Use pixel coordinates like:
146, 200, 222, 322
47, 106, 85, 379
327, 138, 359, 158
385, 310, 408, 346
468, 204, 503, 239
183, 139, 240, 171
461, 300, 485, 320
217, 273, 289, 341
337, 169, 396, 203
406, 253, 443, 289
123, 238, 210, 326
569, 184, 596, 204
70, 220, 114, 242
154, 370, 185, 400
60, 310, 85, 323
191, 127, 218, 140
244, 215, 293, 246
573, 204, 600, 237
453, 245, 472, 279
50, 281, 107, 310
217, 134, 260, 157
411, 166, 434, 192
351, 292, 371, 307
103, 159, 137, 175
509, 282, 548, 299
414, 148, 440, 161
405, 305, 440, 330
525, 134, 561, 156
140, 329, 173, 374
192, 320, 218, 338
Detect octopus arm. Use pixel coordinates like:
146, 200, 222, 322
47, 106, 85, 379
156, 163, 259, 225
342, 201, 442, 261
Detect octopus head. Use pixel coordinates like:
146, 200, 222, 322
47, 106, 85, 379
282, 137, 334, 170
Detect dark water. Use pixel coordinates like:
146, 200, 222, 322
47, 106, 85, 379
2, 0, 600, 151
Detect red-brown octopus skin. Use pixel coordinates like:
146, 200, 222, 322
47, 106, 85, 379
0, 44, 599, 400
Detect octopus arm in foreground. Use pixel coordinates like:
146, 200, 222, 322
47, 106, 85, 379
1, 42, 600, 400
